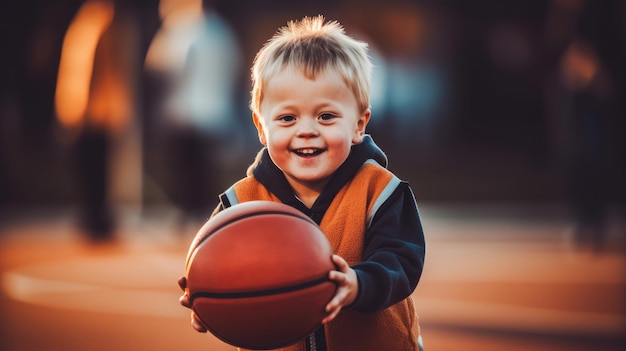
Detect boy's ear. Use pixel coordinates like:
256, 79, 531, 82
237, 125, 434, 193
352, 109, 371, 144
252, 112, 267, 145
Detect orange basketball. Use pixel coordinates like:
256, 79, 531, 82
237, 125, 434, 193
184, 201, 336, 349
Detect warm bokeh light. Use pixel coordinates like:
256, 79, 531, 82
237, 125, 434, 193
54, 0, 114, 130
559, 41, 600, 91
145, 0, 204, 72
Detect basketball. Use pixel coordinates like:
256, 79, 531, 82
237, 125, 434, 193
183, 201, 337, 350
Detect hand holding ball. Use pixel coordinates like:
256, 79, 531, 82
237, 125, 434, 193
180, 201, 336, 349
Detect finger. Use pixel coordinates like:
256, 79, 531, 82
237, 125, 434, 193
322, 305, 342, 324
178, 276, 187, 291
325, 295, 339, 312
331, 254, 349, 272
191, 314, 208, 333
328, 270, 347, 287
325, 285, 349, 312
179, 294, 191, 308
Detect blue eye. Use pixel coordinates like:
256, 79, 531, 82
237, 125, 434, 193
319, 113, 336, 121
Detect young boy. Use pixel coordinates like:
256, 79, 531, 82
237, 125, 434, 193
178, 16, 426, 351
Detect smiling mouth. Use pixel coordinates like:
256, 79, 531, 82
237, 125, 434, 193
292, 148, 324, 157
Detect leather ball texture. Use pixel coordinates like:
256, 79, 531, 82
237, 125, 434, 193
184, 201, 336, 350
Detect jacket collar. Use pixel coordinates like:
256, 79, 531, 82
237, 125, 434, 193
251, 135, 387, 217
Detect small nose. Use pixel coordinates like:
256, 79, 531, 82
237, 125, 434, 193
296, 118, 319, 137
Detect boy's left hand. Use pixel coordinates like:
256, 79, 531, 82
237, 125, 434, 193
322, 254, 359, 324
178, 277, 208, 333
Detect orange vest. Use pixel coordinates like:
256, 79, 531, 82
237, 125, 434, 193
227, 161, 421, 351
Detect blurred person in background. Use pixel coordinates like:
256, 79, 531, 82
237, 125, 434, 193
352, 2, 448, 157
543, 0, 622, 251
55, 0, 145, 242
557, 38, 612, 250
144, 0, 242, 226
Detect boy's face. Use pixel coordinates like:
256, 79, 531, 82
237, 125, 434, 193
253, 68, 370, 194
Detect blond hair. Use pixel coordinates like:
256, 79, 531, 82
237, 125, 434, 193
250, 15, 372, 115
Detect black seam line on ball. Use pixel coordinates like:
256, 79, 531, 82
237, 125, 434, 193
190, 276, 332, 302
186, 210, 316, 268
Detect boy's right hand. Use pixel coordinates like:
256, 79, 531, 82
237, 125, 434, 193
178, 276, 208, 333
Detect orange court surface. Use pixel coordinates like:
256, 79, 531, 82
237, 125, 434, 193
1, 204, 625, 351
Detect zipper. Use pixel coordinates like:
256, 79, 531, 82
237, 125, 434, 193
307, 333, 317, 351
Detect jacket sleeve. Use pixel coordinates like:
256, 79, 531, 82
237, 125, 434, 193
349, 183, 426, 312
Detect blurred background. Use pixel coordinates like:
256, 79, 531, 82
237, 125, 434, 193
0, 0, 625, 350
